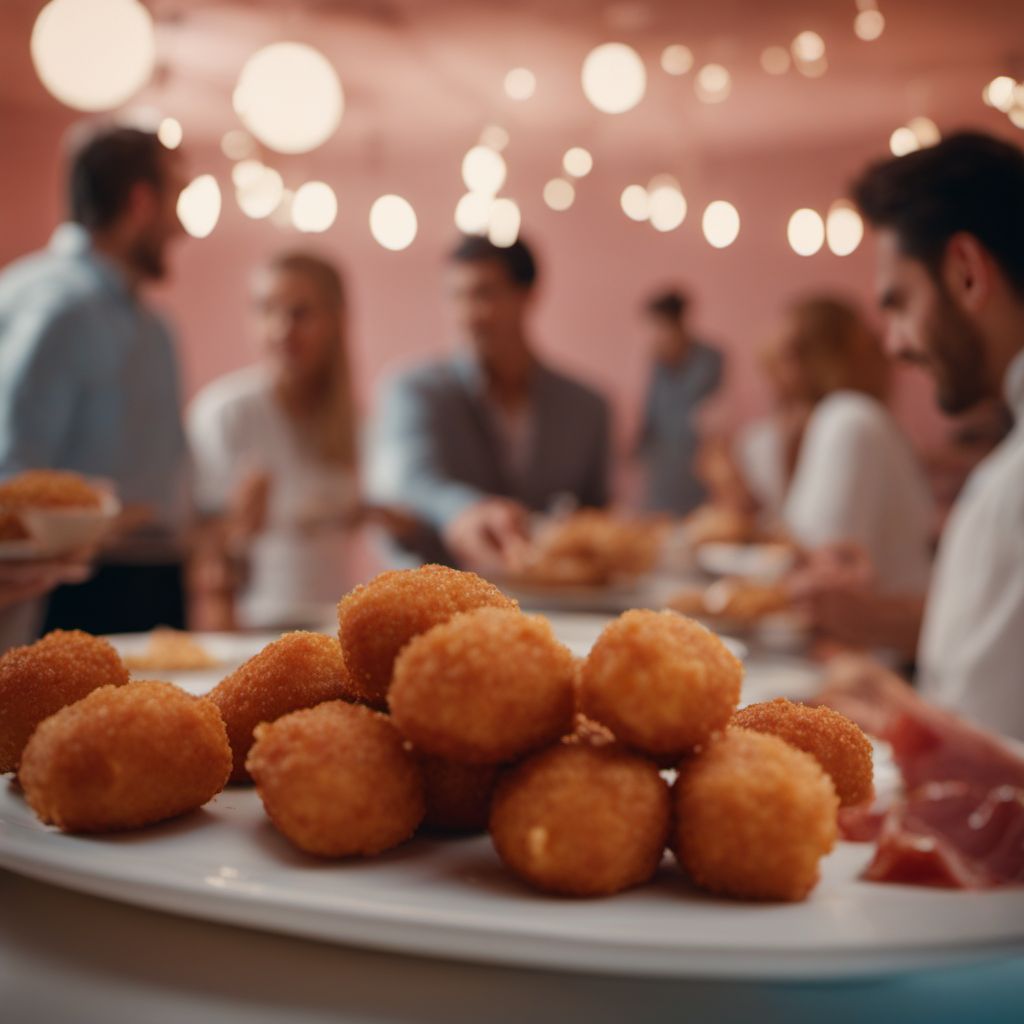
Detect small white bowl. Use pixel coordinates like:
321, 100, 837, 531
695, 541, 797, 583
18, 487, 121, 556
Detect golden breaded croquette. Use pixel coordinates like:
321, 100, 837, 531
389, 608, 576, 764
578, 609, 742, 760
489, 740, 671, 897
732, 698, 874, 808
0, 469, 102, 509
246, 701, 425, 857
19, 681, 231, 833
336, 565, 517, 708
419, 754, 499, 834
0, 629, 129, 774
206, 631, 352, 783
673, 728, 839, 902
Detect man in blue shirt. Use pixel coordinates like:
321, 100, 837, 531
635, 289, 723, 514
368, 236, 610, 572
0, 125, 190, 635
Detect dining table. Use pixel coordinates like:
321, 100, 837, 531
2, 611, 1022, 1024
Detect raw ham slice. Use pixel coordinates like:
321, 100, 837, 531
862, 782, 1024, 888
816, 658, 1024, 887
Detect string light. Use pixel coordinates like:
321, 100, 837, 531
370, 195, 418, 251
543, 179, 575, 211
788, 208, 825, 256
233, 42, 343, 154
562, 147, 593, 177
702, 201, 740, 248
31, 0, 155, 111
582, 43, 647, 114
177, 175, 221, 239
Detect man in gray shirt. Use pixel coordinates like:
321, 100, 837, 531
635, 289, 723, 515
368, 236, 610, 571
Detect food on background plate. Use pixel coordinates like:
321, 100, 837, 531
489, 737, 671, 897
673, 728, 839, 901
509, 509, 664, 588
419, 754, 500, 834
681, 504, 756, 547
0, 629, 129, 773
207, 631, 352, 783
19, 680, 230, 833
389, 607, 576, 764
0, 469, 103, 512
666, 578, 791, 624
246, 701, 424, 858
337, 564, 516, 708
577, 609, 742, 760
732, 698, 874, 808
0, 509, 29, 541
123, 627, 221, 672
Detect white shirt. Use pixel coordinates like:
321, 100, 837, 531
919, 350, 1024, 739
188, 366, 360, 630
783, 390, 934, 593
735, 415, 787, 524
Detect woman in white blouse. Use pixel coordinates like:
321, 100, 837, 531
188, 253, 384, 630
741, 297, 935, 594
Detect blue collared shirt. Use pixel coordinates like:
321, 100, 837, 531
0, 224, 188, 541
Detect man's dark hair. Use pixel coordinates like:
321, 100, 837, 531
449, 235, 537, 288
852, 131, 1024, 295
68, 126, 166, 231
645, 289, 689, 323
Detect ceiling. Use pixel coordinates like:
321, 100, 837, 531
3, 0, 1023, 169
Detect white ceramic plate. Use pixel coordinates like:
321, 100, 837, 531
3, 626, 1021, 980
2, 785, 1022, 980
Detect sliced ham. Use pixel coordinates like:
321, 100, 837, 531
816, 658, 1024, 887
862, 782, 1024, 888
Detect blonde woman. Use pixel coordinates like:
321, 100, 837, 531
762, 296, 934, 593
188, 253, 386, 629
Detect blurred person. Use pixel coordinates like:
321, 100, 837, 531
805, 132, 1024, 739
368, 235, 610, 572
188, 253, 409, 630
634, 289, 723, 515
0, 125, 190, 635
763, 296, 934, 594
0, 553, 94, 653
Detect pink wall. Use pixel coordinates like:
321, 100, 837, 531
0, 96, 954, 466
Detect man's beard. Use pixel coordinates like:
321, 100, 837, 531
128, 231, 167, 282
921, 288, 990, 415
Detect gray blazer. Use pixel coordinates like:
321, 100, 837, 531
368, 352, 610, 564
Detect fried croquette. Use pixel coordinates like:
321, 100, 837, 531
337, 565, 517, 708
207, 631, 351, 783
19, 681, 231, 833
578, 610, 742, 759
419, 754, 499, 833
0, 629, 129, 774
489, 740, 671, 897
673, 728, 839, 901
0, 469, 102, 509
732, 698, 874, 808
389, 608, 576, 764
246, 701, 425, 857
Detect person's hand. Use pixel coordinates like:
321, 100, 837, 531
226, 470, 271, 548
361, 504, 425, 543
786, 542, 880, 647
812, 653, 918, 737
443, 498, 530, 574
0, 549, 95, 611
